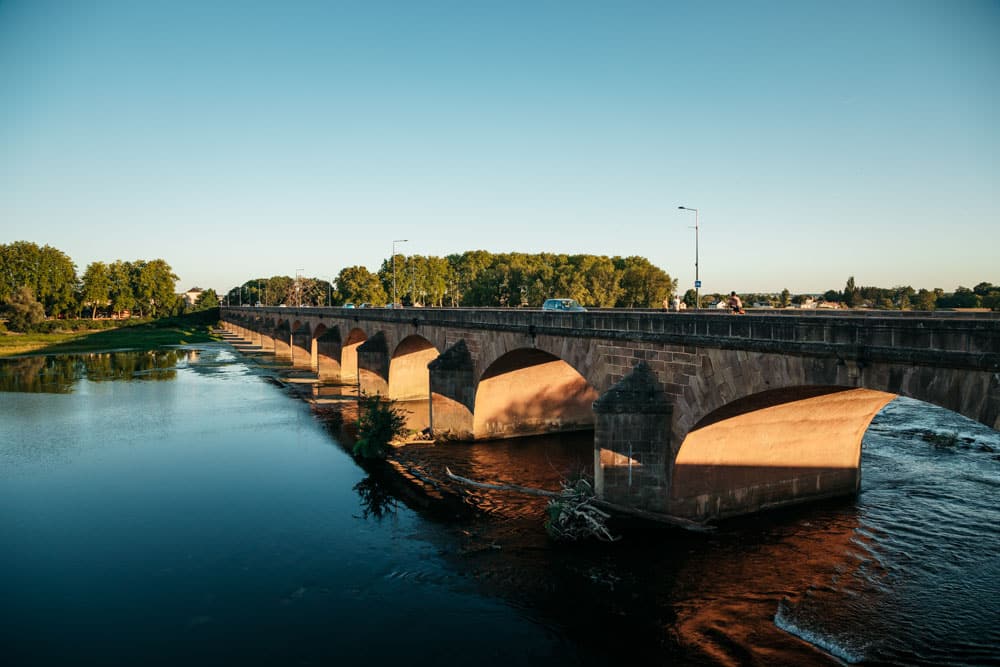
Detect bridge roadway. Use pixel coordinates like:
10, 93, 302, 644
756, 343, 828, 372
220, 306, 1000, 522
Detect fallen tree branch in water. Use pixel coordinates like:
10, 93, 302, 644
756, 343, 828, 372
446, 467, 616, 541
444, 467, 712, 533
444, 467, 561, 497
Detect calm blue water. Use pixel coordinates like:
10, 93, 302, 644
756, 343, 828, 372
1, 345, 998, 666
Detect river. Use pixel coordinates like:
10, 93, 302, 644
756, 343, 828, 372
1, 344, 997, 666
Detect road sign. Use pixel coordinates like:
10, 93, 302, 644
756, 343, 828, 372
695, 280, 702, 288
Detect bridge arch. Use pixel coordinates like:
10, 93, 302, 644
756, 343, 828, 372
672, 348, 998, 450
290, 320, 312, 369
389, 335, 440, 401
258, 318, 276, 352
669, 385, 896, 519
272, 320, 292, 359
312, 324, 342, 380
472, 347, 598, 440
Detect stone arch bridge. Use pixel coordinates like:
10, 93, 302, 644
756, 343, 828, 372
220, 306, 1000, 522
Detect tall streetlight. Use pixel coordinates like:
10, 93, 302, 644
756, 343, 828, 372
295, 268, 304, 307
678, 206, 699, 309
392, 239, 408, 307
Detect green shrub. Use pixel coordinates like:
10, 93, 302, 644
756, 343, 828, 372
353, 394, 407, 460
3, 287, 45, 332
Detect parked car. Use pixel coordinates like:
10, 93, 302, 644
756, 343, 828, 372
343, 303, 356, 309
542, 298, 587, 312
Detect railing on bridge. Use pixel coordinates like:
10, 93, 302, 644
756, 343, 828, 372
222, 306, 999, 371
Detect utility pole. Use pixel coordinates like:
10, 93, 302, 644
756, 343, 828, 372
392, 239, 408, 306
678, 206, 700, 308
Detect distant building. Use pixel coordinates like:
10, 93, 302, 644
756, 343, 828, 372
182, 287, 203, 307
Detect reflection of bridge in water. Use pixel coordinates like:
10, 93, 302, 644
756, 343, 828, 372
220, 306, 1000, 523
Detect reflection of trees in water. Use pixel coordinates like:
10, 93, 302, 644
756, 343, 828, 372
0, 350, 193, 393
0, 355, 82, 393
83, 350, 182, 382
353, 475, 399, 520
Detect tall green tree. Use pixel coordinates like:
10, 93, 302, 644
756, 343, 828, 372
80, 262, 111, 318
914, 288, 937, 311
194, 289, 220, 310
134, 259, 179, 317
336, 266, 387, 305
843, 276, 858, 307
578, 255, 622, 307
615, 256, 676, 308
108, 260, 136, 317
939, 286, 980, 308
0, 241, 77, 316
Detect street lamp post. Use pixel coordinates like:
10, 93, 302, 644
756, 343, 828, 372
295, 269, 304, 307
392, 239, 408, 307
678, 206, 699, 309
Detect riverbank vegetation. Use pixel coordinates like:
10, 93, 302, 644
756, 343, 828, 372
353, 394, 408, 459
0, 241, 219, 327
0, 310, 220, 357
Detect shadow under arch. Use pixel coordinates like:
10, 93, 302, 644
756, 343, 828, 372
289, 320, 312, 369
473, 347, 598, 440
341, 328, 367, 383
257, 317, 276, 352
389, 334, 440, 401
272, 320, 292, 359
312, 323, 342, 380
670, 385, 897, 520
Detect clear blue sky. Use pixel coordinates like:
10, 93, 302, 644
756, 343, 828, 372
2, 0, 997, 295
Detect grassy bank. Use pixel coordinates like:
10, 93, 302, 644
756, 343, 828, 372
0, 310, 221, 357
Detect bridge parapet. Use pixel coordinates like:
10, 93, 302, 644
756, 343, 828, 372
224, 306, 1000, 371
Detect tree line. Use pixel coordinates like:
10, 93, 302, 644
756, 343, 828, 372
226, 252, 678, 309
0, 241, 216, 331
2, 240, 996, 333
686, 277, 999, 311
230, 256, 997, 313
831, 276, 1000, 310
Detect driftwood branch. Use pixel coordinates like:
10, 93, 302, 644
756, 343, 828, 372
444, 467, 561, 498
444, 467, 712, 532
